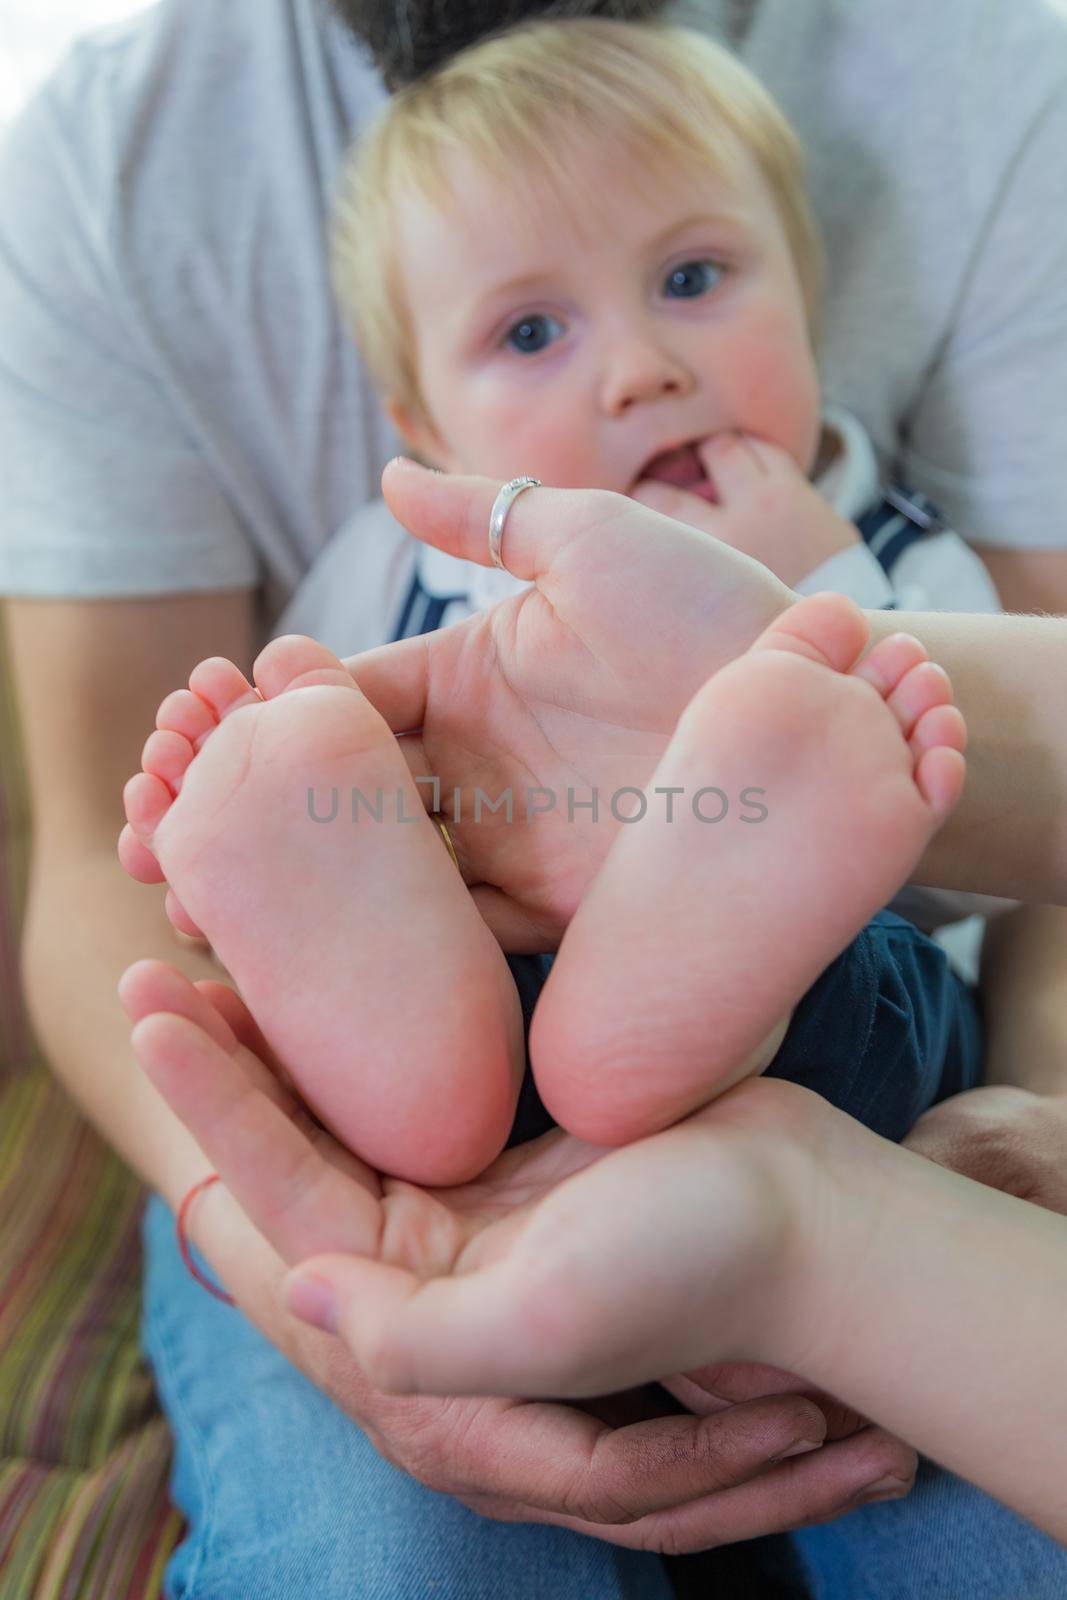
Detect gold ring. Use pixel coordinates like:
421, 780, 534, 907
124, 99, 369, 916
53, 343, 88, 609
434, 815, 460, 870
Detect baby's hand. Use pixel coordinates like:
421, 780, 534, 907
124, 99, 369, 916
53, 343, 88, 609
633, 433, 860, 589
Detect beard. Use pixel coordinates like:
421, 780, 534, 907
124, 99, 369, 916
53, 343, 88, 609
328, 0, 674, 88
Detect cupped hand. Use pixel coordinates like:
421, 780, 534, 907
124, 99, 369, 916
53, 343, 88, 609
122, 958, 912, 1544
904, 1084, 1067, 1213
632, 432, 860, 589
663, 1361, 914, 1508
341, 459, 795, 951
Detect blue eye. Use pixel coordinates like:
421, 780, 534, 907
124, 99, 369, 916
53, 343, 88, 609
504, 313, 564, 355
664, 260, 723, 299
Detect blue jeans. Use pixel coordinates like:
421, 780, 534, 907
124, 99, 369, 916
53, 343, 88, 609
140, 1191, 672, 1599
786, 1463, 1067, 1599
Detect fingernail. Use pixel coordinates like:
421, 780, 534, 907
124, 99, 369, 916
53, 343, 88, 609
773, 1437, 823, 1461
285, 1270, 338, 1335
854, 1474, 910, 1506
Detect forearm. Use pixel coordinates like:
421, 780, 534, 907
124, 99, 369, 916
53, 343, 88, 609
864, 609, 1067, 905
21, 845, 225, 1208
784, 1118, 1067, 1537
22, 848, 324, 1348
979, 904, 1067, 1095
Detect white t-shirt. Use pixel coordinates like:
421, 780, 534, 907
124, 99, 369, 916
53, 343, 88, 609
1, 0, 1065, 624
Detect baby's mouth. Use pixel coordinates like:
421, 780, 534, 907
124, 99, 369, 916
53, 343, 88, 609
633, 439, 719, 503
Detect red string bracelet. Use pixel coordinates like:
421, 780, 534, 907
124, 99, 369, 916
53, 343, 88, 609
176, 1172, 237, 1307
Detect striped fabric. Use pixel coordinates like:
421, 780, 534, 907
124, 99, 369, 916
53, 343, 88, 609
0, 612, 33, 1081
853, 484, 948, 597
0, 611, 182, 1596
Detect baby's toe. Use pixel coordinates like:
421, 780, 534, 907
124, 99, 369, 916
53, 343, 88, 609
188, 657, 261, 720
118, 823, 166, 883
157, 688, 217, 749
142, 728, 196, 796
252, 634, 357, 699
853, 632, 928, 698
165, 888, 207, 942
915, 746, 967, 821
910, 702, 967, 763
123, 771, 174, 839
887, 660, 953, 739
751, 592, 869, 673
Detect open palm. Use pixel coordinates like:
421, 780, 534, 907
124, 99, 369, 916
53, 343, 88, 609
121, 956, 803, 1390
342, 461, 794, 949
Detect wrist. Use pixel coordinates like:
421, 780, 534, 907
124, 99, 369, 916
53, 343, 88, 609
692, 1080, 855, 1373
739, 1085, 892, 1380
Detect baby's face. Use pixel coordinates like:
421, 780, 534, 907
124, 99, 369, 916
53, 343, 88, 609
390, 134, 821, 499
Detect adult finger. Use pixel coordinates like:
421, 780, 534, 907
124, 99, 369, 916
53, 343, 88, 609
664, 1362, 870, 1441
194, 977, 295, 1083
470, 883, 563, 954
401, 1392, 826, 1526
341, 637, 477, 818
120, 958, 239, 1055
341, 631, 433, 743
461, 1423, 914, 1553
193, 976, 345, 1119
381, 456, 623, 581
120, 957, 301, 1115
128, 1003, 383, 1263
628, 1424, 915, 1550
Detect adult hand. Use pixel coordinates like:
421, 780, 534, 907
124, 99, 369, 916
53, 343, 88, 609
666, 1362, 867, 1441
122, 959, 912, 1545
341, 459, 796, 951
904, 1084, 1067, 1212
632, 433, 860, 590
662, 1362, 914, 1505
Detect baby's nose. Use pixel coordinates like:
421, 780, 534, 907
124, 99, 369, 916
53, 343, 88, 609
599, 338, 695, 416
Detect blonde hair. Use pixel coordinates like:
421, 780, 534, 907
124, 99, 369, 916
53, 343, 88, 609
331, 17, 824, 434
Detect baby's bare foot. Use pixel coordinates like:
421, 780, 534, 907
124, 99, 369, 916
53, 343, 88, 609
531, 593, 967, 1145
121, 635, 524, 1184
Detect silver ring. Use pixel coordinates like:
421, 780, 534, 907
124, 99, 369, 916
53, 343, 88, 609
488, 476, 540, 573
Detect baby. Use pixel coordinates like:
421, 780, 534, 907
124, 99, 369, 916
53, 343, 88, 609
119, 19, 977, 1184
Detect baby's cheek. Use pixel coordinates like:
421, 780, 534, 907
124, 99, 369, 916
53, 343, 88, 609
722, 331, 820, 472
466, 399, 602, 487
